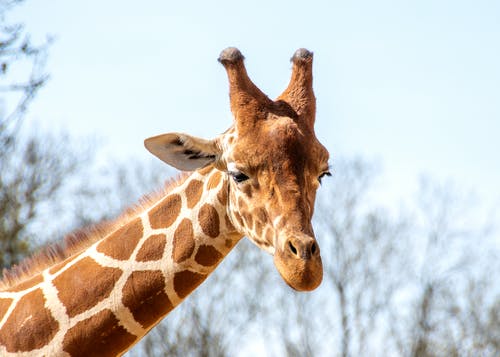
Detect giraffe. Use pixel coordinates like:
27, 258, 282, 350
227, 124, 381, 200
0, 47, 331, 356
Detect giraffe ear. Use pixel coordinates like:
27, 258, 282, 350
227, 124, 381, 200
144, 133, 221, 171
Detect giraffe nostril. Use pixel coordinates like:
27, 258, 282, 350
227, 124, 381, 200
288, 240, 298, 256
285, 237, 318, 259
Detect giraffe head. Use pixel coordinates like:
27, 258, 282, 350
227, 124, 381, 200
145, 48, 330, 291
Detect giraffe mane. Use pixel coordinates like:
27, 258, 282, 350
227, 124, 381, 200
0, 173, 191, 290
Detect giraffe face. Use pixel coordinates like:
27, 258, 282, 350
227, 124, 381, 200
220, 117, 330, 291
145, 47, 330, 291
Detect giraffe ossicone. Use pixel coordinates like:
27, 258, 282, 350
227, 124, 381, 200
0, 47, 330, 356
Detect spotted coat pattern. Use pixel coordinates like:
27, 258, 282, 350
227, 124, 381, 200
0, 169, 240, 356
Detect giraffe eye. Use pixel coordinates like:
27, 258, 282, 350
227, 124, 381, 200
318, 171, 332, 184
230, 171, 249, 183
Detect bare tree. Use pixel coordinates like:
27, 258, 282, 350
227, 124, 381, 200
388, 177, 499, 357
0, 128, 96, 270
0, 0, 95, 270
0, 0, 50, 129
460, 278, 500, 354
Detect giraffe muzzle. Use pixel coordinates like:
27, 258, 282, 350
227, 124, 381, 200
273, 234, 323, 291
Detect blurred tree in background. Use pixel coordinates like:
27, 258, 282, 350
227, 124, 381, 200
2, 1, 499, 355
0, 0, 71, 268
0, 0, 48, 128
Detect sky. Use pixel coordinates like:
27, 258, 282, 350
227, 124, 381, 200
8, 0, 500, 210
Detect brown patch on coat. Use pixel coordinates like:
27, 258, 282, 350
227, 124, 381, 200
0, 289, 58, 352
97, 218, 143, 260
149, 194, 182, 229
207, 171, 222, 190
255, 222, 263, 237
185, 179, 204, 209
173, 270, 207, 299
255, 206, 268, 223
243, 212, 254, 228
197, 165, 214, 176
237, 197, 247, 211
62, 309, 136, 356
217, 185, 228, 205
195, 245, 223, 267
53, 257, 123, 318
198, 204, 220, 238
136, 234, 166, 262
122, 270, 173, 328
242, 184, 253, 198
234, 212, 245, 228
172, 219, 195, 263
265, 228, 274, 245
0, 298, 13, 322
5, 274, 43, 292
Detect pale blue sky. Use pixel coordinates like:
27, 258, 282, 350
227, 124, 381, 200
9, 0, 500, 206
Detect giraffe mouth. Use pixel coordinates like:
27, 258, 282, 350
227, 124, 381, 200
273, 235, 323, 291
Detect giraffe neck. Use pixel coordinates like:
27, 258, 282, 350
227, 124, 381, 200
0, 166, 242, 356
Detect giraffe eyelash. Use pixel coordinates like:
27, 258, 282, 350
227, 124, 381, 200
318, 170, 332, 184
